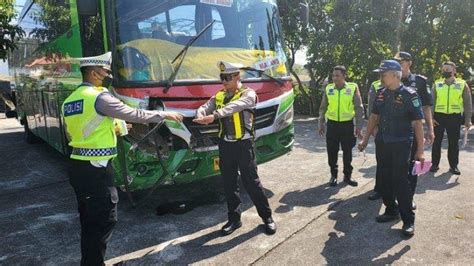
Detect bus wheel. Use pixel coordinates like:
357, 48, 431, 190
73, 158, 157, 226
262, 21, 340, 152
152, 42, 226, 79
24, 120, 40, 144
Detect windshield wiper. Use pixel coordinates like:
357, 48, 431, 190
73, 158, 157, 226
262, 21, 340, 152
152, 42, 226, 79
240, 66, 284, 86
163, 20, 216, 93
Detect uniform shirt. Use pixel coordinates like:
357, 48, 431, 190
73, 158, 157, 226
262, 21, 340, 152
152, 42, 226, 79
95, 92, 166, 124
318, 83, 364, 129
196, 85, 256, 141
401, 73, 433, 106
372, 85, 424, 143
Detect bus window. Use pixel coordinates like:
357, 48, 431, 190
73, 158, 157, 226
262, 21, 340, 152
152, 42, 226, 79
169, 5, 197, 45
211, 7, 225, 41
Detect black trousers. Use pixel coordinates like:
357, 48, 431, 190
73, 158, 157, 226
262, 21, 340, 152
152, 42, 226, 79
407, 138, 419, 196
432, 112, 462, 168
326, 120, 356, 177
218, 138, 272, 222
374, 139, 383, 193
378, 141, 415, 226
68, 160, 118, 266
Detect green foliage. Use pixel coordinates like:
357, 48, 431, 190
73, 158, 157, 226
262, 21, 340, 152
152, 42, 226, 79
280, 0, 474, 115
0, 0, 25, 61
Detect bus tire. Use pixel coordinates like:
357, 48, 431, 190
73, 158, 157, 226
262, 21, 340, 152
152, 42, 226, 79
24, 120, 40, 144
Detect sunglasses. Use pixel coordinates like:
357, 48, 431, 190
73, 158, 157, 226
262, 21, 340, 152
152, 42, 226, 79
220, 73, 237, 82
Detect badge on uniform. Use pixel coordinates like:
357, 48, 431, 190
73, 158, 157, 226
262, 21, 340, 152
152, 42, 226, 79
395, 95, 403, 105
411, 82, 416, 87
345, 88, 352, 95
412, 98, 420, 108
64, 100, 84, 116
455, 83, 461, 89
328, 88, 334, 95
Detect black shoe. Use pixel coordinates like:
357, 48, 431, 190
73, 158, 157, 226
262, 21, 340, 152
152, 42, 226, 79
449, 167, 461, 175
376, 213, 400, 223
402, 224, 415, 236
429, 165, 439, 173
344, 176, 358, 187
221, 220, 242, 236
412, 201, 417, 210
329, 176, 337, 186
263, 217, 277, 235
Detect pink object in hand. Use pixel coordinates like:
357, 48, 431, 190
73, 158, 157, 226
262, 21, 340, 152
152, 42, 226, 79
412, 160, 432, 176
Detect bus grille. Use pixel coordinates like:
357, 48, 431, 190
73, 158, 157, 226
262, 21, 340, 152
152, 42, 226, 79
184, 105, 278, 148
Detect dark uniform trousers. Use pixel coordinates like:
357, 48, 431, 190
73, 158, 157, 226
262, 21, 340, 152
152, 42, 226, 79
218, 138, 272, 222
407, 138, 419, 196
432, 112, 463, 168
326, 119, 356, 177
374, 139, 383, 193
68, 159, 118, 266
378, 140, 415, 225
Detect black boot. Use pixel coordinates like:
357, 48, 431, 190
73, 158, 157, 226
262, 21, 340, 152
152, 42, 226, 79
402, 223, 415, 237
376, 211, 400, 223
449, 167, 461, 175
344, 176, 358, 187
221, 220, 242, 236
263, 217, 277, 235
329, 175, 337, 186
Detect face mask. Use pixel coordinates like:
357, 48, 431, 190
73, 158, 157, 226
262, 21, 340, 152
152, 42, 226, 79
101, 73, 113, 88
442, 71, 452, 79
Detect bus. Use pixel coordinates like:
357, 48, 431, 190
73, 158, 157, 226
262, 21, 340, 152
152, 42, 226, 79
10, 0, 302, 193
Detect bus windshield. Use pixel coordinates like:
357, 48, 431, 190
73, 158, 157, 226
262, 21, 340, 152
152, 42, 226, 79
113, 0, 289, 84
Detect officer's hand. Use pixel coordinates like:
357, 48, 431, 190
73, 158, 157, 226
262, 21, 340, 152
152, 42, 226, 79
358, 139, 368, 152
425, 129, 435, 145
193, 115, 215, 125
415, 149, 425, 169
433, 119, 439, 127
318, 127, 325, 137
164, 111, 183, 122
465, 121, 472, 130
355, 128, 363, 140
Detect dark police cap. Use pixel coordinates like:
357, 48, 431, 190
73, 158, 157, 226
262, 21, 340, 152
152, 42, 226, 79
373, 60, 402, 73
394, 51, 412, 61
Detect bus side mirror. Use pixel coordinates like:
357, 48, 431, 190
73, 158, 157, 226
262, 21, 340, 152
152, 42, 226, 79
77, 0, 98, 16
299, 2, 309, 27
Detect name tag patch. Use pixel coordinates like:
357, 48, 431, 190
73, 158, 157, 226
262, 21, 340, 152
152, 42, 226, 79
64, 100, 84, 116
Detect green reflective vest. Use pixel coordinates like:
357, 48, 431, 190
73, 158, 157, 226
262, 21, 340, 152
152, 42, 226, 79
434, 78, 466, 114
325, 82, 357, 122
62, 85, 117, 160
215, 86, 254, 140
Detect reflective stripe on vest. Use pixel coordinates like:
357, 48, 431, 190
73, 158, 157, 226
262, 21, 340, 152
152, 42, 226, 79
215, 87, 253, 140
325, 82, 357, 122
434, 78, 465, 114
62, 85, 117, 160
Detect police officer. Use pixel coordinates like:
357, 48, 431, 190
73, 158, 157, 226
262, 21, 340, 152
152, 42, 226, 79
367, 77, 384, 200
319, 65, 364, 187
62, 52, 183, 265
359, 60, 425, 237
394, 51, 435, 210
430, 61, 472, 175
193, 61, 276, 236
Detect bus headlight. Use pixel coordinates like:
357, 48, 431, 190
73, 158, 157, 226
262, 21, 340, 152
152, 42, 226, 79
274, 106, 294, 132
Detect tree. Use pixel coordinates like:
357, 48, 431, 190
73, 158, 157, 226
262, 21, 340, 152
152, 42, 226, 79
0, 0, 24, 61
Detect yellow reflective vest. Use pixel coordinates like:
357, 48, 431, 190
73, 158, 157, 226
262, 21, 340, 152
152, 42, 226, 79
62, 84, 117, 160
372, 80, 382, 92
325, 82, 357, 122
215, 86, 254, 140
434, 78, 466, 114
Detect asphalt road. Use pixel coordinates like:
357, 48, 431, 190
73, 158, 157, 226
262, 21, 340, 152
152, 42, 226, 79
1, 114, 473, 265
